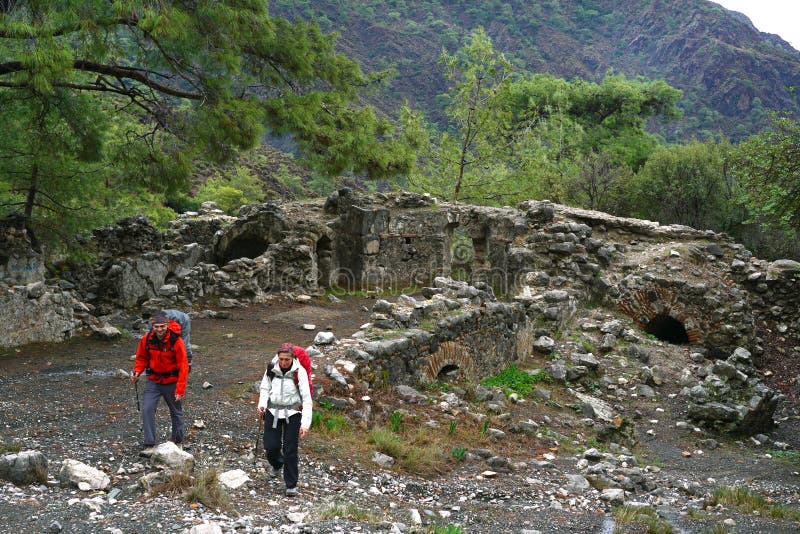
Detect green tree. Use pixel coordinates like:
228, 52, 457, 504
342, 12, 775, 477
731, 113, 800, 233
567, 152, 633, 214
504, 72, 682, 171
628, 139, 739, 232
195, 166, 265, 215
408, 28, 513, 203
408, 32, 681, 207
0, 1, 418, 251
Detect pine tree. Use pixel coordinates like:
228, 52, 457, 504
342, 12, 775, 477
0, 1, 417, 249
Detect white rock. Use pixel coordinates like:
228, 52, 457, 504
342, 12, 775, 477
218, 469, 250, 489
287, 511, 307, 523
313, 331, 337, 345
58, 459, 110, 491
601, 488, 625, 504
149, 442, 193, 469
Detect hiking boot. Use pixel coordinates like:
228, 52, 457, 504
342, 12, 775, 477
139, 444, 155, 457
285, 486, 298, 497
269, 466, 282, 479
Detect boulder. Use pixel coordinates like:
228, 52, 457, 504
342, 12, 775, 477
58, 459, 110, 490
0, 450, 48, 485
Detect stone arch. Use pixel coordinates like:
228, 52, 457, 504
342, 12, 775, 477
220, 233, 272, 263
618, 285, 703, 345
423, 340, 476, 383
644, 313, 690, 344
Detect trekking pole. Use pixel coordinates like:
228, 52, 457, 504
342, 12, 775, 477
134, 378, 141, 412
253, 413, 263, 463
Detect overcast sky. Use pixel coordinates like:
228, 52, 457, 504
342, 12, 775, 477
711, 0, 800, 50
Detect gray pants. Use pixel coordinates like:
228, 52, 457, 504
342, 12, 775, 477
141, 380, 184, 445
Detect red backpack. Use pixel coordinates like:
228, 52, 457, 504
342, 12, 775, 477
268, 344, 313, 396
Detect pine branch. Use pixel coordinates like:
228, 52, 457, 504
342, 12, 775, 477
0, 60, 203, 99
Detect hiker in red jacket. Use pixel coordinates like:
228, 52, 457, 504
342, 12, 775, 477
130, 311, 190, 450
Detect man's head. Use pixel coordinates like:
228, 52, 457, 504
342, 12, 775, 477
150, 312, 169, 337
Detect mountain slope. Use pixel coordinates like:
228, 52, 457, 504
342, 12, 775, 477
271, 0, 800, 141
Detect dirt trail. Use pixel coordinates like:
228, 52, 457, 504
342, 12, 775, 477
1, 296, 800, 533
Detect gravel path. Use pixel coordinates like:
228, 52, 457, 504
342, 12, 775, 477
1, 296, 799, 533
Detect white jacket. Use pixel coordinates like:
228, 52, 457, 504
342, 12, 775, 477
257, 356, 313, 430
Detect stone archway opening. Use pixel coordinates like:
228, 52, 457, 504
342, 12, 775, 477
436, 364, 461, 381
221, 235, 271, 263
644, 313, 689, 344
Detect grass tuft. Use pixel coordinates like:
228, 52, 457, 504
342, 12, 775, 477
367, 426, 445, 477
612, 505, 673, 534
314, 500, 382, 522
153, 466, 232, 513
705, 485, 800, 520
769, 449, 800, 465
184, 467, 232, 512
311, 402, 351, 435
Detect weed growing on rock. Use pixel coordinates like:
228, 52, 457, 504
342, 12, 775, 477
451, 446, 467, 461
152, 466, 232, 513
448, 421, 457, 435
311, 402, 351, 435
367, 426, 445, 477
185, 467, 232, 512
390, 410, 404, 433
482, 364, 549, 397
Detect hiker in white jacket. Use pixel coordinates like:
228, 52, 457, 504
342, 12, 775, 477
257, 346, 313, 496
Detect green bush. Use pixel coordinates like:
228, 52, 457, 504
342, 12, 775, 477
481, 364, 547, 397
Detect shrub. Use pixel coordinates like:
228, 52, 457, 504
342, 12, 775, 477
481, 364, 546, 397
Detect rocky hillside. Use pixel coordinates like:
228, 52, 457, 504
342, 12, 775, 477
271, 0, 800, 141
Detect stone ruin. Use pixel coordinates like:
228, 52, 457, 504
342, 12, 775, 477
0, 190, 798, 435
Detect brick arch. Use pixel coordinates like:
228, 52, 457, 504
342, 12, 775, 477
423, 340, 477, 383
618, 285, 703, 344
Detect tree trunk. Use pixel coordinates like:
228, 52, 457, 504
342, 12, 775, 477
23, 162, 40, 250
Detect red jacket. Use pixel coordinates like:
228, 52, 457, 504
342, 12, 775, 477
133, 320, 189, 396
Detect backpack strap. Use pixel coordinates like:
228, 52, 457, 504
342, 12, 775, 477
144, 330, 179, 374
266, 361, 302, 414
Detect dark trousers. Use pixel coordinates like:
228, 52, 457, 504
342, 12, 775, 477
263, 411, 301, 489
141, 380, 184, 445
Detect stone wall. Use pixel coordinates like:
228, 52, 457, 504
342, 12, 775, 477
0, 282, 80, 348
0, 191, 798, 356
352, 278, 526, 389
